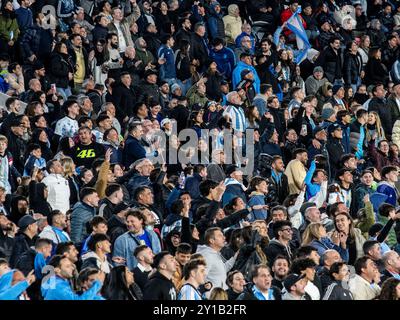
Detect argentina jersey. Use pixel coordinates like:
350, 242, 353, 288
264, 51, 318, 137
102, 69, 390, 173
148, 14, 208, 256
178, 284, 202, 300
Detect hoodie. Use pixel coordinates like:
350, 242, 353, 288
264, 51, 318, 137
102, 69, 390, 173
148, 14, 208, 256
196, 245, 236, 290
0, 270, 29, 300
232, 61, 260, 94
143, 271, 177, 300
264, 239, 294, 267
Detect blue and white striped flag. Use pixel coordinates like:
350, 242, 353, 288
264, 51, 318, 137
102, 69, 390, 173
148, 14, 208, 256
274, 6, 311, 64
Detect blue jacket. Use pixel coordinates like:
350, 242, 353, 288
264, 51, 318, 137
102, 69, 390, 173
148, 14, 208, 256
123, 135, 146, 169
0, 270, 29, 300
70, 202, 97, 245
377, 181, 398, 206
232, 61, 260, 94
41, 276, 103, 300
209, 47, 236, 79
157, 45, 176, 80
15, 7, 33, 33
207, 2, 225, 40
309, 238, 349, 263
222, 181, 247, 207
305, 160, 321, 200
113, 230, 161, 270
184, 173, 203, 200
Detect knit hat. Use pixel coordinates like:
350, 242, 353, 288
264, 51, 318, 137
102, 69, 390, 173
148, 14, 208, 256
321, 108, 335, 120
171, 83, 181, 92
332, 84, 344, 95
225, 165, 239, 176
284, 273, 305, 291
313, 66, 323, 73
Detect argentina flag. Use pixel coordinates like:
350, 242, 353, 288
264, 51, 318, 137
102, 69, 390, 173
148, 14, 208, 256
274, 6, 311, 64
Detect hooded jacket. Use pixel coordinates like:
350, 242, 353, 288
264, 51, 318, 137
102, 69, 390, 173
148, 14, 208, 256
28, 181, 52, 217
0, 270, 30, 300
207, 1, 225, 40
143, 271, 177, 300
223, 5, 242, 45
9, 232, 38, 268
196, 245, 236, 290
232, 61, 260, 94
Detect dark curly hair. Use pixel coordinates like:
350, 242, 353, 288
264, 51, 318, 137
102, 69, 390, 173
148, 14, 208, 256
379, 278, 400, 300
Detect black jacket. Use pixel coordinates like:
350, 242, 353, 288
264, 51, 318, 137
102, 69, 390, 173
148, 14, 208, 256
189, 33, 210, 71
322, 280, 353, 300
98, 198, 116, 222
143, 271, 177, 300
0, 229, 14, 261
315, 46, 342, 83
68, 45, 90, 82
49, 52, 74, 89
326, 137, 345, 178
107, 215, 127, 245
6, 132, 27, 174
368, 97, 392, 136
266, 172, 289, 204
92, 24, 109, 44
343, 51, 363, 85
264, 239, 296, 266
9, 233, 38, 268
169, 105, 190, 133
111, 83, 137, 122
364, 57, 389, 86
29, 181, 52, 217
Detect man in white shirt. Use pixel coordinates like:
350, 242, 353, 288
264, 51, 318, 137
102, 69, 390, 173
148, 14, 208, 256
54, 100, 80, 139
42, 160, 70, 214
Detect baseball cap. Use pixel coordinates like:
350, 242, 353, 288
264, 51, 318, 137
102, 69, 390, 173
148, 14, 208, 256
18, 215, 37, 231
313, 126, 325, 136
327, 123, 342, 135
284, 273, 305, 291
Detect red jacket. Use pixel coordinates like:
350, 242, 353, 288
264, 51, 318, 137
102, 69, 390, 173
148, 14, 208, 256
280, 9, 307, 37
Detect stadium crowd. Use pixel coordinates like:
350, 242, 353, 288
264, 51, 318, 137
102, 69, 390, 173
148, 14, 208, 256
1, 0, 400, 301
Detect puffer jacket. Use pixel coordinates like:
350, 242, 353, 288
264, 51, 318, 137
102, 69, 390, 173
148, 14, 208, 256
70, 202, 97, 245
223, 4, 242, 45
207, 1, 225, 40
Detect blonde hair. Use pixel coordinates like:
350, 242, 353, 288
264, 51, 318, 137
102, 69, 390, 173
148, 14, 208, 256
61, 157, 75, 177
0, 135, 8, 144
302, 222, 324, 246
209, 287, 228, 300
366, 111, 386, 143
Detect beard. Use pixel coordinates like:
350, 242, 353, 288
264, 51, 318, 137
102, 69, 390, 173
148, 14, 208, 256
111, 43, 119, 49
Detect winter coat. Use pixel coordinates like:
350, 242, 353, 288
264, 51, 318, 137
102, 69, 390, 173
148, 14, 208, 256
98, 198, 116, 222
189, 33, 209, 71
49, 52, 74, 89
29, 181, 52, 217
207, 2, 225, 40
9, 233, 38, 268
223, 5, 242, 45
368, 97, 392, 136
184, 173, 203, 200
70, 202, 97, 245
343, 51, 363, 85
305, 75, 328, 96
364, 57, 389, 86
123, 135, 146, 169
127, 173, 151, 199
232, 61, 260, 94
0, 15, 20, 42
315, 46, 342, 83
237, 284, 281, 300
111, 83, 137, 122
387, 95, 400, 130
326, 137, 345, 178
20, 24, 53, 62
264, 239, 296, 266
222, 179, 247, 207
284, 159, 307, 195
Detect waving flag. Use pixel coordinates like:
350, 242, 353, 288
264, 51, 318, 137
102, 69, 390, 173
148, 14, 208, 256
274, 6, 311, 64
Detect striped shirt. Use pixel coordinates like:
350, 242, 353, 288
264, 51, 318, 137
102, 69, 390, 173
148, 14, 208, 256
223, 104, 246, 132
178, 284, 202, 300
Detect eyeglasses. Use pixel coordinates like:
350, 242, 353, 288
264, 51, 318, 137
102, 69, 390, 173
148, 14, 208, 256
281, 227, 293, 232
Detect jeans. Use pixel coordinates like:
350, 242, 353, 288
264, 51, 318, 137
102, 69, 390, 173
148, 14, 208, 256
56, 87, 72, 101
